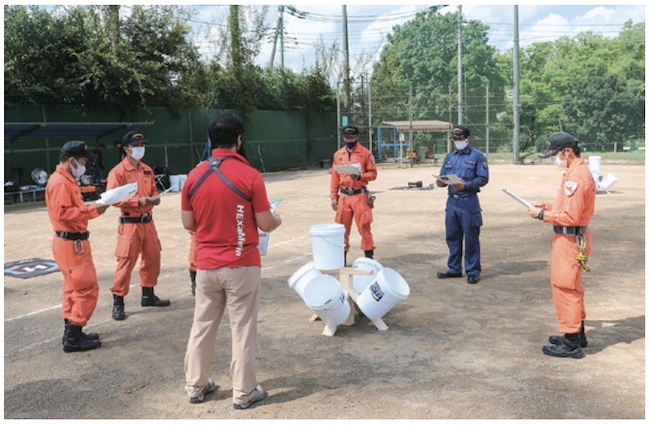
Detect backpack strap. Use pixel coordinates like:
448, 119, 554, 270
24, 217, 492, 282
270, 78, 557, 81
187, 157, 251, 202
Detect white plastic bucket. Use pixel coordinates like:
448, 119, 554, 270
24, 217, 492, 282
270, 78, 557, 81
356, 267, 410, 320
302, 275, 350, 328
309, 224, 345, 270
288, 262, 322, 299
170, 175, 181, 192
588, 156, 602, 172
351, 257, 384, 293
600, 173, 618, 192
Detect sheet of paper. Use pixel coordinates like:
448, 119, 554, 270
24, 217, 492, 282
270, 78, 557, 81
432, 174, 463, 185
335, 164, 361, 175
96, 182, 138, 205
500, 187, 533, 209
257, 199, 283, 256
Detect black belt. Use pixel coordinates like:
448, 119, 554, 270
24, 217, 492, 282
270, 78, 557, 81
339, 187, 367, 196
553, 225, 587, 235
55, 231, 89, 241
449, 193, 476, 199
119, 214, 152, 224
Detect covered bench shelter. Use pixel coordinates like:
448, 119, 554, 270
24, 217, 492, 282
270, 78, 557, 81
4, 121, 153, 184
377, 120, 452, 161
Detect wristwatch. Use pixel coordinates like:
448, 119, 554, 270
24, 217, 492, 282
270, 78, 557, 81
537, 209, 545, 221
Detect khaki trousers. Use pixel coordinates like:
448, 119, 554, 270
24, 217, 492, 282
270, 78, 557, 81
184, 266, 261, 404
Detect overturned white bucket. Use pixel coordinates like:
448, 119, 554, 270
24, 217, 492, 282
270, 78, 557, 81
302, 274, 350, 328
288, 262, 322, 299
356, 267, 410, 320
351, 257, 384, 293
169, 175, 181, 192
599, 173, 618, 192
310, 223, 345, 270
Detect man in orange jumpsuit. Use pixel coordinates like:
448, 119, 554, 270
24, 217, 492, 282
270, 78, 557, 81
46, 141, 109, 352
330, 124, 378, 264
106, 131, 170, 320
528, 131, 596, 359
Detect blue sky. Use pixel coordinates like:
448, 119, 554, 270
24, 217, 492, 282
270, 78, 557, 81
188, 2, 646, 75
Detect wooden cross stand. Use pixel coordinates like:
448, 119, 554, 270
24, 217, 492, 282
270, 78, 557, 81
309, 267, 389, 336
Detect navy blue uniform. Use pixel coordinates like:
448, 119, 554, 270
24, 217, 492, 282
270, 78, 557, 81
439, 146, 489, 277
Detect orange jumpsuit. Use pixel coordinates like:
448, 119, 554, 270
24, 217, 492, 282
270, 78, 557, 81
540, 157, 596, 334
330, 143, 378, 252
46, 165, 101, 327
106, 157, 162, 297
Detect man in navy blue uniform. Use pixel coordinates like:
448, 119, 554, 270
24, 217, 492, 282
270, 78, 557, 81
435, 125, 489, 284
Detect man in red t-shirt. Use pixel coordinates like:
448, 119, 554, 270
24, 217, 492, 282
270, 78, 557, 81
181, 114, 281, 409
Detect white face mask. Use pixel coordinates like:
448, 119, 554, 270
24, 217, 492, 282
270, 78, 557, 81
130, 146, 145, 160
454, 139, 468, 151
552, 151, 568, 168
71, 159, 86, 178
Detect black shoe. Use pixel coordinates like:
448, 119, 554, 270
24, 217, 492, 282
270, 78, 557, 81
63, 319, 99, 342
112, 303, 126, 320
542, 336, 585, 359
364, 250, 374, 259
189, 378, 217, 404
141, 287, 171, 307
437, 271, 462, 279
63, 324, 101, 353
112, 295, 126, 320
233, 385, 266, 410
467, 274, 479, 284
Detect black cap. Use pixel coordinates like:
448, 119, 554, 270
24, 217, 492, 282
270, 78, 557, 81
60, 141, 95, 160
122, 131, 148, 146
342, 125, 359, 137
452, 125, 470, 138
539, 132, 578, 158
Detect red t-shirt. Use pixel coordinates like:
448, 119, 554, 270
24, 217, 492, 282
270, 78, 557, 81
181, 149, 272, 269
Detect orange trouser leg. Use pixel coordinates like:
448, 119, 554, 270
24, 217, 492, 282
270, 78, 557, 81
550, 232, 590, 334
52, 237, 99, 327
139, 222, 162, 288
336, 194, 375, 252
111, 223, 162, 296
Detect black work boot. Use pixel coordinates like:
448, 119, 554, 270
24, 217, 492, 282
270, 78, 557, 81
112, 294, 126, 321
542, 333, 585, 359
190, 271, 197, 297
141, 286, 171, 307
364, 250, 374, 259
63, 319, 99, 343
63, 323, 101, 353
549, 321, 588, 348
344, 251, 348, 267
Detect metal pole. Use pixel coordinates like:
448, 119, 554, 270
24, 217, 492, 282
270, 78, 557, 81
485, 82, 490, 158
342, 6, 351, 110
457, 5, 463, 124
336, 81, 341, 149
368, 77, 373, 155
280, 5, 285, 69
513, 5, 520, 164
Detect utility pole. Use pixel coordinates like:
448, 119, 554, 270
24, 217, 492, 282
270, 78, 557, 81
485, 82, 490, 158
342, 6, 351, 110
513, 6, 520, 164
457, 5, 463, 124
269, 5, 284, 69
368, 76, 373, 155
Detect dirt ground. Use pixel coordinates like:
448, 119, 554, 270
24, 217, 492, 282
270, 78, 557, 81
3, 161, 645, 420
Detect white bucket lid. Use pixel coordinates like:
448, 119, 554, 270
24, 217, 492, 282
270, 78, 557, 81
310, 223, 345, 236
288, 262, 319, 289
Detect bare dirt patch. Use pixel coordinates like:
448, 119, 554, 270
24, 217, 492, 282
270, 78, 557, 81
3, 163, 644, 419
